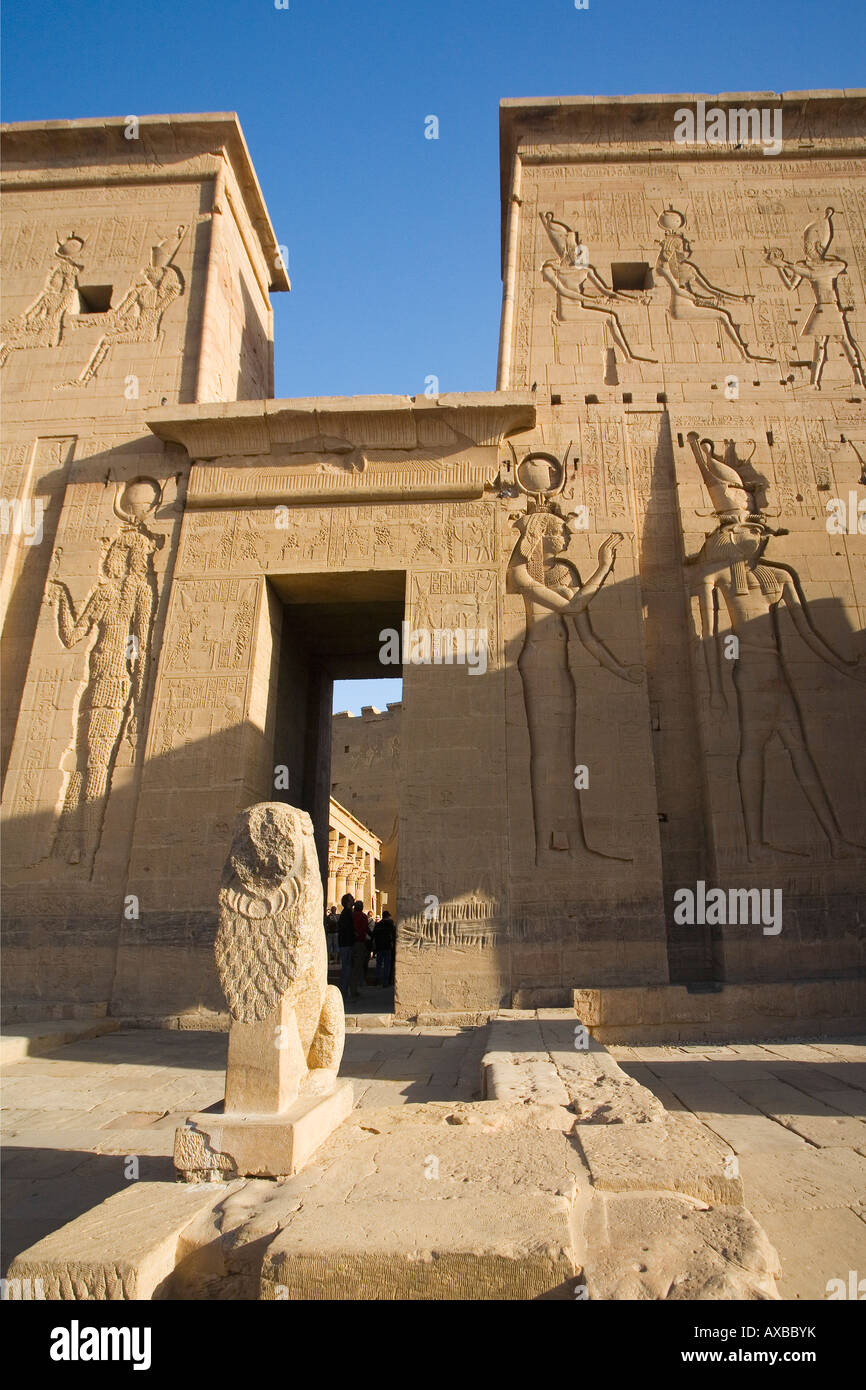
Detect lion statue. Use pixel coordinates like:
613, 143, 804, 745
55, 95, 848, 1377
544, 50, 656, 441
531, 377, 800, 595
215, 802, 345, 1086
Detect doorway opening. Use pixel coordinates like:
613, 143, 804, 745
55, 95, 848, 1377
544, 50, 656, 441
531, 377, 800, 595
269, 570, 404, 1014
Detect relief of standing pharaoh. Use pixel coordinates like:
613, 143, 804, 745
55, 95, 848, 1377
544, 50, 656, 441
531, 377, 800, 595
46, 478, 164, 871
506, 451, 644, 866
765, 208, 866, 390
686, 433, 865, 863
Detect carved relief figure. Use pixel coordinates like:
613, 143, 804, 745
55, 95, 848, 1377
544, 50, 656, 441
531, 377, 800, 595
687, 432, 770, 523
507, 453, 644, 866
46, 479, 163, 869
215, 802, 345, 1084
540, 211, 656, 364
409, 521, 443, 562
765, 208, 865, 390
655, 209, 772, 362
60, 226, 187, 388
687, 454, 865, 862
0, 233, 85, 366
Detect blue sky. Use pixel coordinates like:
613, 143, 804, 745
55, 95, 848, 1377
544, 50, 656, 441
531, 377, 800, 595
333, 677, 403, 717
4, 0, 863, 403
4, 0, 863, 712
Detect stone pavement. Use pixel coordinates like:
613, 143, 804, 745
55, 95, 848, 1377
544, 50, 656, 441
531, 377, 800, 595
4, 1026, 865, 1300
608, 1038, 866, 1300
1, 1023, 484, 1275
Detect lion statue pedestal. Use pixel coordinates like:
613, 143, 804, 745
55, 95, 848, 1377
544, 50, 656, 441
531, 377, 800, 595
174, 803, 353, 1180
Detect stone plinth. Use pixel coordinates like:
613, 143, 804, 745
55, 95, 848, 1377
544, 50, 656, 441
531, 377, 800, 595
173, 1080, 354, 1180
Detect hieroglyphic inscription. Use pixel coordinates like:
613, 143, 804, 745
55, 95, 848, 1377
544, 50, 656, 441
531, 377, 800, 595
9, 667, 63, 816
165, 578, 257, 675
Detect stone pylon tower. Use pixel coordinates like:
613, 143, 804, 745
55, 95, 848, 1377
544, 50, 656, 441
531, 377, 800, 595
1, 115, 288, 1013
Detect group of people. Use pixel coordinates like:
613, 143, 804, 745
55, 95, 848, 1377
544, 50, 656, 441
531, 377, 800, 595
325, 896, 396, 1001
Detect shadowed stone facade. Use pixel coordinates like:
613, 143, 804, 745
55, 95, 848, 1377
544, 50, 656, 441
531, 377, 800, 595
1, 95, 864, 1033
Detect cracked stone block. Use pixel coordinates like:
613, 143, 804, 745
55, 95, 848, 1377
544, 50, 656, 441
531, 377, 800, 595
261, 1194, 579, 1300
573, 1111, 745, 1205
583, 1192, 781, 1300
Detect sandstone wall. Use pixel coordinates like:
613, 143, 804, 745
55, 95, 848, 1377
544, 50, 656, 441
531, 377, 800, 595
0, 116, 286, 1018
498, 92, 866, 988
2, 96, 863, 1027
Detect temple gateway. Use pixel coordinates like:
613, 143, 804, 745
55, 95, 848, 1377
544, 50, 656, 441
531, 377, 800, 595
2, 92, 864, 1037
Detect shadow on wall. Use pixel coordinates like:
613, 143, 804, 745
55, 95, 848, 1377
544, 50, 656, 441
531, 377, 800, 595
0, 552, 650, 1018
1, 556, 864, 1021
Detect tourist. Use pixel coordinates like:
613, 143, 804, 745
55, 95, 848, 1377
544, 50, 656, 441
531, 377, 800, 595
350, 900, 370, 998
367, 912, 378, 971
325, 905, 339, 963
336, 893, 355, 999
373, 910, 395, 987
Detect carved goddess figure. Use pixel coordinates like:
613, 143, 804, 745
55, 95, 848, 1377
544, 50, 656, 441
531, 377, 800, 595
47, 501, 161, 868
688, 519, 865, 862
765, 208, 865, 390
508, 508, 643, 865
539, 212, 656, 364
655, 209, 772, 362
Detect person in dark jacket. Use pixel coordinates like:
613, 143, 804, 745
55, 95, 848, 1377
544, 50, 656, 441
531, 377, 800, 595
325, 907, 339, 963
350, 901, 370, 998
373, 910, 396, 987
336, 893, 356, 999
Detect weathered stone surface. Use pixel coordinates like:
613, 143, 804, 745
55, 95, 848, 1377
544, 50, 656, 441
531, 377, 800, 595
738, 1145, 866, 1214
759, 1110, 866, 1150
4, 1021, 816, 1303
0, 1019, 118, 1063
335, 1101, 585, 1203
483, 1058, 570, 1106
574, 983, 866, 1046
166, 1099, 588, 1299
261, 1195, 578, 1300
6, 1182, 239, 1300
583, 1192, 781, 1300
174, 1081, 354, 1180
560, 1058, 667, 1125
756, 1206, 866, 1300
483, 1015, 666, 1122
574, 1112, 744, 1205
